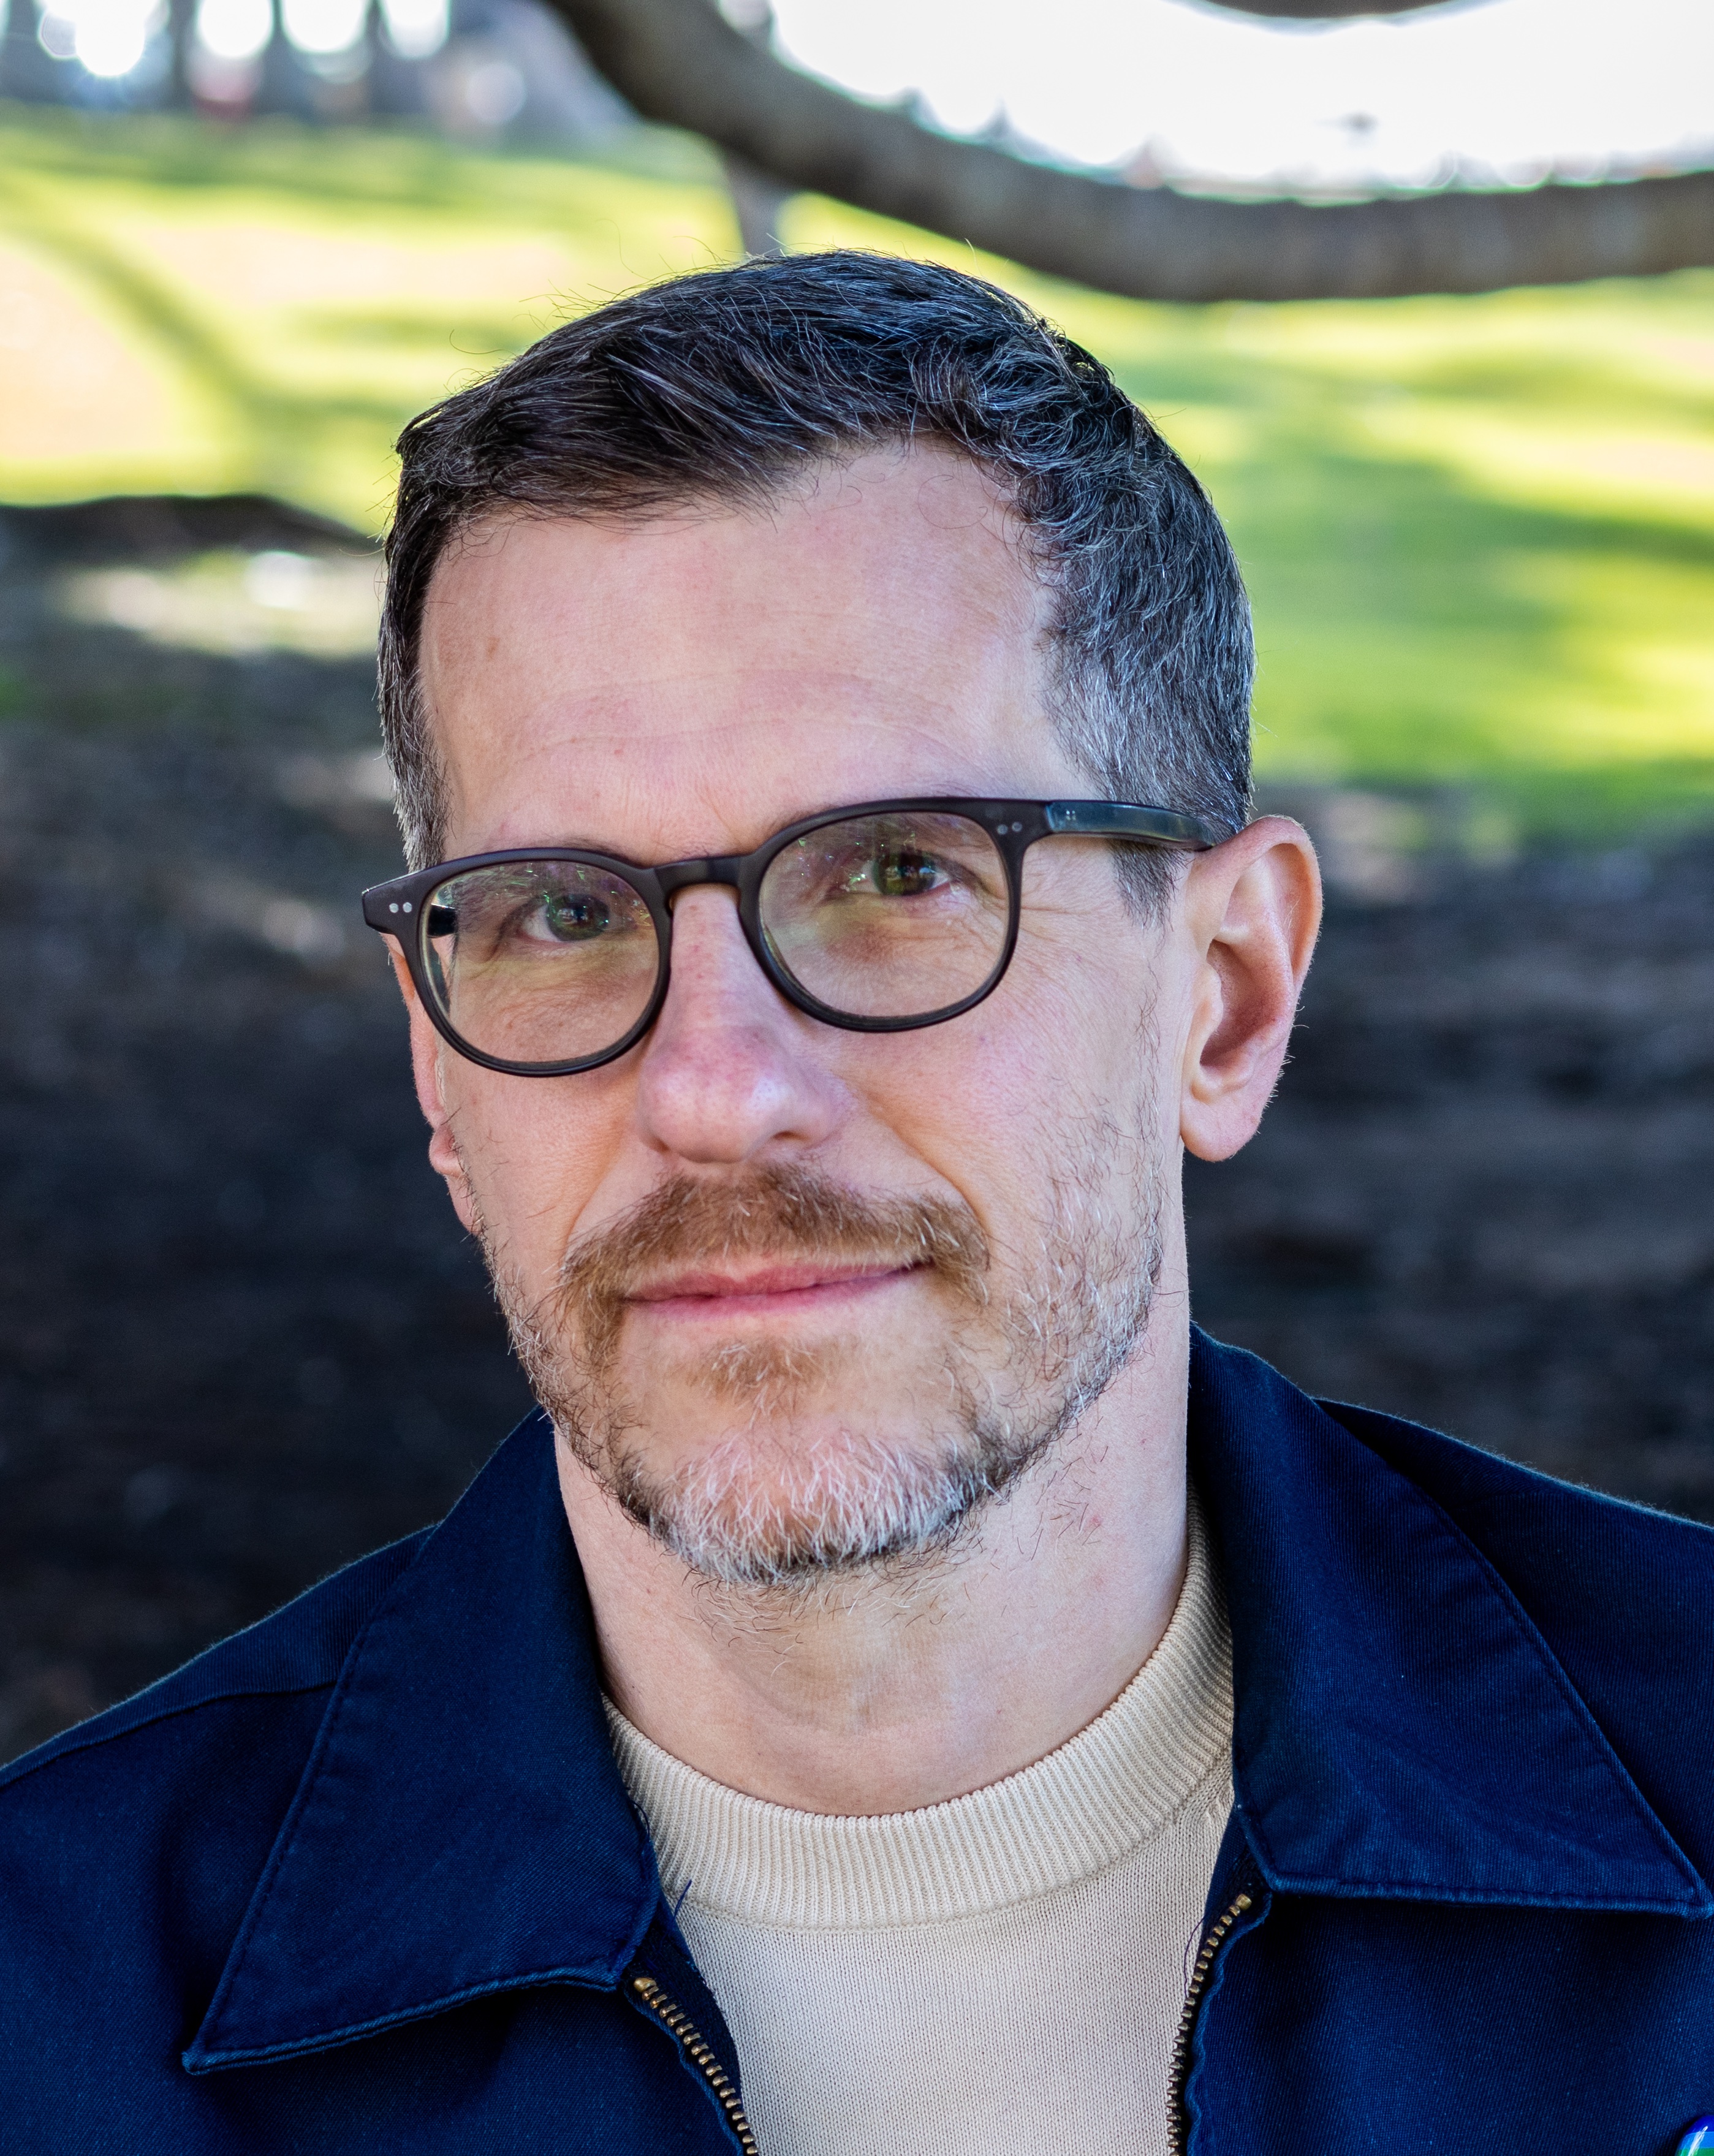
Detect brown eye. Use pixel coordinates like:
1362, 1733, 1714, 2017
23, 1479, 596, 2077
416, 859, 661, 1071
871, 847, 948, 898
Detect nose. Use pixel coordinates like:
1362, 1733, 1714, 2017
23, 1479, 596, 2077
633, 886, 845, 1166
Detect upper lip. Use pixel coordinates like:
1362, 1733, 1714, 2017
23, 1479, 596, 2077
626, 1260, 917, 1302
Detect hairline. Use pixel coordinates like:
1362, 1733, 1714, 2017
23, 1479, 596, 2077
392, 433, 1124, 873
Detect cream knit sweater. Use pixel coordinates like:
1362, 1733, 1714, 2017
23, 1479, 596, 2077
604, 1497, 1235, 2156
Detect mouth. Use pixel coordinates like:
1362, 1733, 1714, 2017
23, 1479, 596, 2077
624, 1259, 925, 1322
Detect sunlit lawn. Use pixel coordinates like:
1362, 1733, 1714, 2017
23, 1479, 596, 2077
2, 101, 1711, 841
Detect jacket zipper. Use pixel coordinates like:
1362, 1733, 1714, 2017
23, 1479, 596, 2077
629, 1972, 760, 2155
1166, 1889, 1254, 2156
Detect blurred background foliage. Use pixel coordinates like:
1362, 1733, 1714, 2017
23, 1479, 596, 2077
2, 99, 1710, 848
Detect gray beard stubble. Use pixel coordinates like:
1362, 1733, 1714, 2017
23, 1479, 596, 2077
480, 1126, 1165, 1590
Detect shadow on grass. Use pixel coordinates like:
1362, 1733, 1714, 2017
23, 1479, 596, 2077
0, 99, 723, 226
0, 167, 415, 472
1102, 336, 1714, 836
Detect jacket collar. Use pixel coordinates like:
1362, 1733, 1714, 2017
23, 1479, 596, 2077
186, 1417, 660, 2071
1188, 1329, 1710, 1916
190, 1332, 1709, 2070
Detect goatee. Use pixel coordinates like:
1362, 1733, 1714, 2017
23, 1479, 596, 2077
482, 1150, 1162, 1591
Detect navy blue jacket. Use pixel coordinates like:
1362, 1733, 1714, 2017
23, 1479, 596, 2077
6, 1331, 1714, 2153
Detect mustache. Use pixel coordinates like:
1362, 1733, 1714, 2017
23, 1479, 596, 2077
553, 1162, 990, 1368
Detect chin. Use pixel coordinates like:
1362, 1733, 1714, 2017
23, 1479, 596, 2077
606, 1415, 995, 1589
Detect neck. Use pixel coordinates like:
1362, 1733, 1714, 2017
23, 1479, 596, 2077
555, 1268, 1192, 1818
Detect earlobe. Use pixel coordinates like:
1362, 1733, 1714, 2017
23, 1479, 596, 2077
425, 1117, 478, 1234
392, 947, 482, 1233
389, 949, 445, 1126
1178, 818, 1321, 1164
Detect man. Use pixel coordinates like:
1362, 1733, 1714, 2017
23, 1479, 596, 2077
4, 254, 1714, 2156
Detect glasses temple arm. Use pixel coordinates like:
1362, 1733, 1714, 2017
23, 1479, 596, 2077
1042, 802, 1226, 852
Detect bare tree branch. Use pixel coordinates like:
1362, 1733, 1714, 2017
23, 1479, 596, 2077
554, 0, 1714, 302
1200, 0, 1457, 18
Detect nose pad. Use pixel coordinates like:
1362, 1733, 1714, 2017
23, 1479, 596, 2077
653, 858, 790, 1015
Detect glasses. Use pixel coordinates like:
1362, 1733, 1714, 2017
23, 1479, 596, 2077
362, 797, 1222, 1077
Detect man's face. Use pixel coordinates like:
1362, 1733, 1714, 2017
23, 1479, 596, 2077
410, 447, 1189, 1585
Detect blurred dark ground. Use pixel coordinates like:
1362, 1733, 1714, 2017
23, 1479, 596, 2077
4, 495, 1714, 1764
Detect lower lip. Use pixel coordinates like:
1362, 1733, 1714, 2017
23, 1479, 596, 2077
626, 1267, 919, 1322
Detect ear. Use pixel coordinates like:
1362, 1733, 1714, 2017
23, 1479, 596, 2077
1178, 817, 1322, 1163
389, 946, 481, 1234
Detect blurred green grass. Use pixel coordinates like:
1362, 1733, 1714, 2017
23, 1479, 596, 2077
1, 101, 1710, 841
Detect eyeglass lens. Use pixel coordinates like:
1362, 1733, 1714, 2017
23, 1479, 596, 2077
420, 811, 1012, 1069
757, 811, 1009, 1019
425, 860, 659, 1068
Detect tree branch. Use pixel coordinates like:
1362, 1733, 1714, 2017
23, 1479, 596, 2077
1201, 0, 1458, 17
553, 0, 1714, 302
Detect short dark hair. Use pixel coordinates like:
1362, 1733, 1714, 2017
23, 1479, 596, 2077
379, 251, 1253, 900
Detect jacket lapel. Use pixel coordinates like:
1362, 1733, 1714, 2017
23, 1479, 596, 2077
1188, 1330, 1711, 1915
185, 1415, 659, 2071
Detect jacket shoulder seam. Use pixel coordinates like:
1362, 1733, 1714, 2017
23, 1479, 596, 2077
0, 1530, 433, 1800
0, 1679, 340, 1798
1318, 1395, 1714, 1539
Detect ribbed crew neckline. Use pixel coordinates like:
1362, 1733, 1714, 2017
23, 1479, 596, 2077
604, 1491, 1232, 1930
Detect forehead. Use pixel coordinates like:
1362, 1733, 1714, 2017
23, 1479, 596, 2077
415, 444, 1077, 860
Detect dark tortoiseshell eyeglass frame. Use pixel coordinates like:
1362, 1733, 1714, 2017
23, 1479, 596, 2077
362, 796, 1224, 1077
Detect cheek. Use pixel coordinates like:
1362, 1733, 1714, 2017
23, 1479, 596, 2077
992, 935, 1159, 1115
442, 1066, 629, 1273
833, 946, 1162, 1227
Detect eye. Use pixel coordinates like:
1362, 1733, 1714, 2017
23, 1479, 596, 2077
862, 846, 950, 898
537, 890, 612, 941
